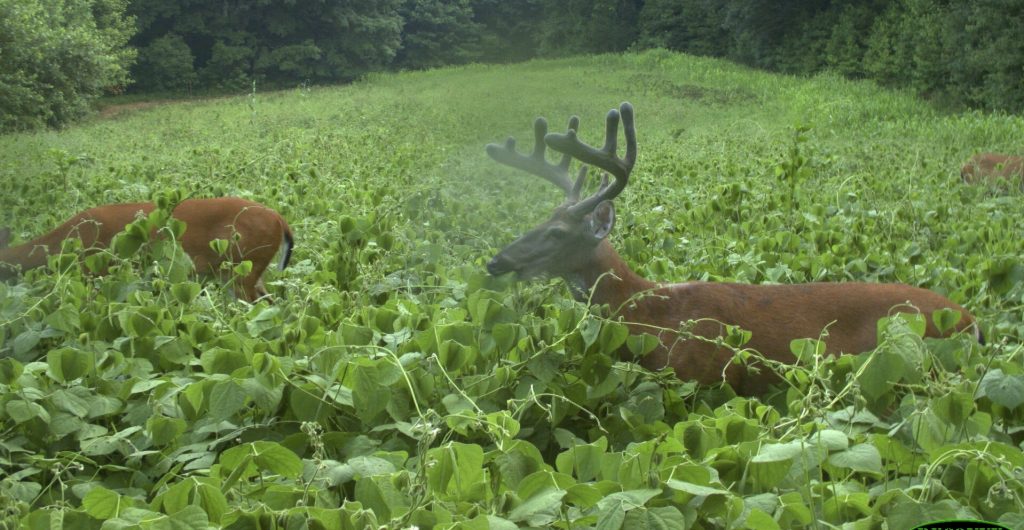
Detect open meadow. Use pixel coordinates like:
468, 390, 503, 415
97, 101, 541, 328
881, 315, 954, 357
1, 50, 1024, 528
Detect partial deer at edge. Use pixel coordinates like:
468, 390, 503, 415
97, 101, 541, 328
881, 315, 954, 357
486, 102, 980, 395
961, 152, 1023, 189
0, 197, 293, 302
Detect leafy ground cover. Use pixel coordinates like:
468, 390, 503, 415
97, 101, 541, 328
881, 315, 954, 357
1, 50, 1023, 528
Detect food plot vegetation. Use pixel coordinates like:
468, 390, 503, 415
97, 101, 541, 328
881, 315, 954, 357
1, 50, 1023, 528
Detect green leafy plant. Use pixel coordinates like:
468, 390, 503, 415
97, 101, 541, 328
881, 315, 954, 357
1, 50, 1022, 528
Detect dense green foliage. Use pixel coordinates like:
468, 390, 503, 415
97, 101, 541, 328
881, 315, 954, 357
125, 0, 1024, 113
635, 0, 1024, 112
124, 0, 642, 90
7, 0, 1022, 132
0, 0, 135, 131
129, 0, 403, 91
1, 51, 1024, 528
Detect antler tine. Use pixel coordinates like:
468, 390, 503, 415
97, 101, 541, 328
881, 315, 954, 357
569, 165, 588, 202
485, 116, 580, 196
545, 102, 636, 216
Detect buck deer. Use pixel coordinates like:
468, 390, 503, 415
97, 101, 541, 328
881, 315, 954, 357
486, 103, 980, 395
961, 152, 1023, 187
0, 197, 293, 302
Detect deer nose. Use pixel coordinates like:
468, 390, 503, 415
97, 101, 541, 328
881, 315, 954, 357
486, 256, 508, 276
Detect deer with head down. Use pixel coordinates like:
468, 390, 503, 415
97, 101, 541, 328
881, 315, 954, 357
0, 197, 293, 302
486, 102, 980, 395
961, 153, 1023, 188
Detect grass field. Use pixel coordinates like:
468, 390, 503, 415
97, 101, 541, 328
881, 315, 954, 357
1, 50, 1023, 528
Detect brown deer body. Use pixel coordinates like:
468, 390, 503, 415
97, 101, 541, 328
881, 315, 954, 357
486, 103, 979, 395
0, 197, 293, 302
961, 153, 1023, 187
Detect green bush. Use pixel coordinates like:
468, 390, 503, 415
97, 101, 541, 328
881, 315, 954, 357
133, 33, 197, 92
0, 0, 135, 131
636, 0, 1024, 113
395, 0, 480, 69
200, 41, 254, 91
958, 0, 1024, 111
636, 0, 727, 57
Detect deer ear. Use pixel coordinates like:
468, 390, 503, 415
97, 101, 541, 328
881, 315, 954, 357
589, 201, 615, 240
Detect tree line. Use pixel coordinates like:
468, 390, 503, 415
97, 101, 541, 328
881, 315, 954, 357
3, 0, 1022, 132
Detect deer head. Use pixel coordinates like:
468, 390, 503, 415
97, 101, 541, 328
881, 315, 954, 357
486, 103, 636, 280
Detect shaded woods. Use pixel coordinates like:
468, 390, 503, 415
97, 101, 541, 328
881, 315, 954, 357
3, 0, 1023, 131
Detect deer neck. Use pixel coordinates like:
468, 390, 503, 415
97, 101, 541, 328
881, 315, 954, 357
566, 239, 657, 308
0, 239, 54, 280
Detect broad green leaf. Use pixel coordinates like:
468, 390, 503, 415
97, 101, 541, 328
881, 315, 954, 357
82, 486, 123, 519
347, 456, 397, 477
809, 429, 848, 452
779, 491, 813, 526
131, 379, 168, 393
493, 444, 545, 491
751, 441, 804, 463
251, 441, 302, 478
245, 306, 280, 337
931, 307, 962, 334
555, 438, 606, 482
594, 501, 626, 530
885, 497, 960, 530
355, 476, 410, 522
856, 350, 904, 401
598, 321, 630, 353
484, 515, 518, 530
13, 329, 41, 359
744, 492, 779, 516
47, 348, 92, 382
51, 389, 90, 417
564, 483, 604, 509
626, 333, 661, 357
6, 400, 49, 424
665, 479, 729, 497
622, 506, 687, 529
159, 480, 192, 514
147, 416, 186, 446
171, 281, 202, 304
790, 338, 825, 363
44, 306, 80, 333
352, 364, 390, 422
491, 322, 520, 353
595, 489, 661, 511
4, 481, 42, 504
426, 442, 485, 502
910, 411, 948, 454
507, 488, 565, 526
0, 358, 23, 384
486, 411, 520, 439
579, 316, 601, 349
209, 380, 247, 420
979, 369, 1024, 409
827, 443, 882, 474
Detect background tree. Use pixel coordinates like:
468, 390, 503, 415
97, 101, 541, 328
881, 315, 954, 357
536, 0, 642, 56
471, 0, 543, 63
0, 0, 135, 131
127, 0, 402, 89
133, 33, 197, 92
637, 0, 728, 57
6, 0, 1023, 130
396, 0, 480, 69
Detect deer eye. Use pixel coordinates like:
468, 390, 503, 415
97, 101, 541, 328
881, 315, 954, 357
543, 227, 569, 240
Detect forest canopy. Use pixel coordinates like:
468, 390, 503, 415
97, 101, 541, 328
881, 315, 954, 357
2, 0, 1023, 131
